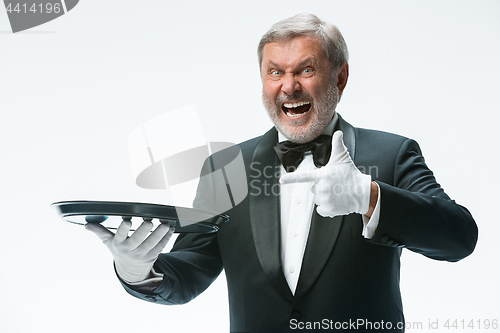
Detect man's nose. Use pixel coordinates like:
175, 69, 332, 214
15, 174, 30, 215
281, 74, 301, 95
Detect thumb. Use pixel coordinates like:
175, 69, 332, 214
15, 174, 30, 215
327, 130, 352, 164
280, 169, 320, 185
85, 222, 115, 243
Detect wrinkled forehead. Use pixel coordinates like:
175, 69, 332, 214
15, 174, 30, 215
261, 35, 325, 64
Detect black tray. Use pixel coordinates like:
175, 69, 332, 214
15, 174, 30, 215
51, 200, 229, 233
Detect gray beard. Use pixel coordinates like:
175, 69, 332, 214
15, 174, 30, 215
263, 84, 340, 143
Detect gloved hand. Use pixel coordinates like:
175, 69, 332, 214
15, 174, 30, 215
280, 131, 372, 217
85, 220, 174, 283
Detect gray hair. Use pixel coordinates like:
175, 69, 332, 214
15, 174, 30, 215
257, 13, 349, 72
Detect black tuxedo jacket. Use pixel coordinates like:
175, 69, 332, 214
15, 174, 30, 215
121, 115, 477, 332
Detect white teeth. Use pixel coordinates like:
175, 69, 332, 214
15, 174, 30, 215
286, 112, 303, 118
283, 101, 310, 109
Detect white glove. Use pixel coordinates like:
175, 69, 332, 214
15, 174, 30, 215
85, 220, 174, 283
280, 131, 372, 217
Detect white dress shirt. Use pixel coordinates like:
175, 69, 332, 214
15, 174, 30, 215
278, 114, 381, 294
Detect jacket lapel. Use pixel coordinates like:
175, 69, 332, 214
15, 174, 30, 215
249, 127, 293, 302
294, 113, 357, 301
337, 113, 356, 160
248, 114, 357, 303
294, 213, 343, 302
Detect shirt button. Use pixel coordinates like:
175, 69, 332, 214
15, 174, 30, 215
292, 231, 298, 237
296, 198, 301, 204
289, 266, 295, 273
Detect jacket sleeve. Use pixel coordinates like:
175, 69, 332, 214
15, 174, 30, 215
119, 156, 225, 305
369, 138, 478, 261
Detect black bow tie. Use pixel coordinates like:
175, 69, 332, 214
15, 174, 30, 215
274, 135, 332, 173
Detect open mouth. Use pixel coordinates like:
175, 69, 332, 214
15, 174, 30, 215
282, 101, 311, 118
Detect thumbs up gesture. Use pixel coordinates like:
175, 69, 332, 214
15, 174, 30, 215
280, 131, 372, 217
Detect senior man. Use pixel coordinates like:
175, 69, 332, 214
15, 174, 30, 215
87, 13, 478, 332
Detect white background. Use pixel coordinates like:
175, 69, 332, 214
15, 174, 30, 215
1, 1, 499, 332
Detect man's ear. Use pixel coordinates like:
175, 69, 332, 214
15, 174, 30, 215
336, 62, 349, 93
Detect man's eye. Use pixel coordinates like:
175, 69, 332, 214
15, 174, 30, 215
302, 68, 313, 74
271, 70, 281, 75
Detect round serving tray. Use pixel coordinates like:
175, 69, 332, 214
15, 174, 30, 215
51, 200, 229, 233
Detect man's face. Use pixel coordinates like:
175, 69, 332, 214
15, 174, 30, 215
261, 35, 347, 143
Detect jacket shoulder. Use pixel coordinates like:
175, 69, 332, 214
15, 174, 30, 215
210, 128, 273, 167
354, 127, 410, 146
353, 127, 421, 159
